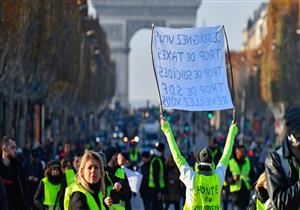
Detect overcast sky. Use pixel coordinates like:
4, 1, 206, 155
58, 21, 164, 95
129, 0, 268, 108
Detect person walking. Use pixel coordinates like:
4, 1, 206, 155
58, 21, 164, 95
226, 145, 256, 210
265, 107, 300, 209
0, 176, 8, 210
64, 150, 111, 210
164, 155, 184, 210
34, 160, 63, 210
139, 151, 152, 210
161, 118, 238, 210
58, 151, 84, 209
105, 147, 132, 210
148, 142, 167, 210
0, 136, 27, 210
24, 148, 44, 209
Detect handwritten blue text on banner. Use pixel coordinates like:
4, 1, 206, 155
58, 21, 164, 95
153, 26, 233, 111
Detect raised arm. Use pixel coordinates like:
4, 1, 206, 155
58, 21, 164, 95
218, 122, 238, 167
161, 119, 187, 169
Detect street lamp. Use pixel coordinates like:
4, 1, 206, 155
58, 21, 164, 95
86, 30, 95, 36
94, 49, 100, 55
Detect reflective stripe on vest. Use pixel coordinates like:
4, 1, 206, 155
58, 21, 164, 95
256, 198, 265, 210
64, 183, 104, 210
194, 162, 199, 172
229, 157, 251, 192
129, 148, 138, 162
65, 169, 76, 186
194, 161, 215, 172
183, 172, 221, 210
42, 177, 61, 206
106, 172, 125, 210
148, 157, 165, 189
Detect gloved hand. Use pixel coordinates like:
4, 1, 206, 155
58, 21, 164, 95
228, 122, 238, 139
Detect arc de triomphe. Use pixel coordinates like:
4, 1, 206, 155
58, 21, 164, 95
92, 0, 201, 107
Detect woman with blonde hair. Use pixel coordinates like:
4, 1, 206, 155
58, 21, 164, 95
64, 150, 112, 210
248, 172, 272, 210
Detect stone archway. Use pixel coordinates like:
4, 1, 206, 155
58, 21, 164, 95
92, 0, 201, 107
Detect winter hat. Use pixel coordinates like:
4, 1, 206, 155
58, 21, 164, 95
285, 107, 300, 136
105, 146, 118, 162
141, 151, 150, 159
46, 160, 61, 169
154, 142, 165, 153
197, 147, 213, 167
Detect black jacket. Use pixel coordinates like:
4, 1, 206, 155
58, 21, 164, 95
226, 156, 256, 208
104, 166, 132, 206
0, 157, 27, 210
68, 184, 103, 210
0, 177, 8, 210
265, 138, 300, 210
140, 161, 150, 198
34, 176, 62, 210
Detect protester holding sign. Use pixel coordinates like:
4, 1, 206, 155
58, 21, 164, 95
160, 118, 238, 210
152, 26, 234, 112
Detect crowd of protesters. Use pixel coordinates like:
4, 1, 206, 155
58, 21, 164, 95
1, 106, 300, 209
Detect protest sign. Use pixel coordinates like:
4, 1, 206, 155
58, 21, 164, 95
123, 167, 143, 193
152, 25, 233, 111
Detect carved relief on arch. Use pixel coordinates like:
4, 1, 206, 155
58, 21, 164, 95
126, 19, 166, 44
102, 24, 124, 41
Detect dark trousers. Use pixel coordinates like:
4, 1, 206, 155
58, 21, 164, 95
148, 191, 164, 210
142, 196, 152, 210
232, 205, 247, 210
165, 200, 180, 210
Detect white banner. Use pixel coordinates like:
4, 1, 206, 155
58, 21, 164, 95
123, 167, 143, 193
152, 25, 233, 111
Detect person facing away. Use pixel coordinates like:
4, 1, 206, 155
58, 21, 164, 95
265, 107, 300, 209
24, 148, 44, 209
0, 135, 27, 210
139, 151, 152, 210
161, 118, 238, 210
194, 138, 222, 172
64, 150, 111, 210
164, 155, 184, 210
148, 141, 167, 210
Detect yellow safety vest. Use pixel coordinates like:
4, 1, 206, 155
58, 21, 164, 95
115, 168, 125, 179
256, 198, 265, 210
183, 172, 221, 210
65, 169, 76, 186
229, 157, 251, 192
42, 177, 61, 208
148, 157, 165, 189
129, 148, 138, 162
64, 183, 105, 210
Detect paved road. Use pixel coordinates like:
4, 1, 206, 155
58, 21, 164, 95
131, 193, 144, 210
131, 193, 233, 210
